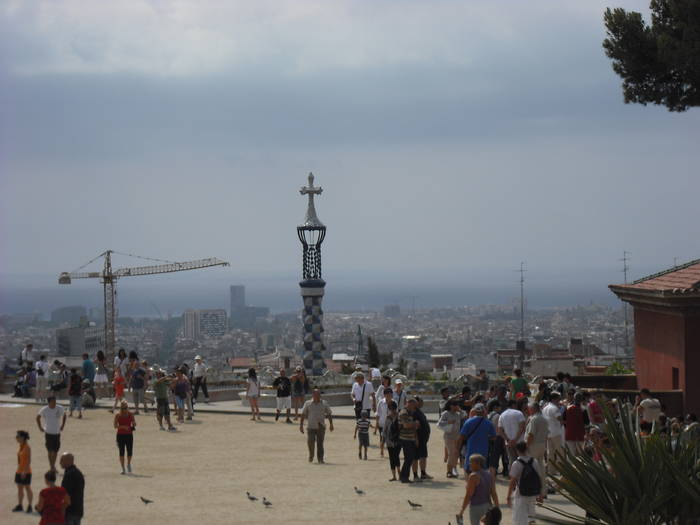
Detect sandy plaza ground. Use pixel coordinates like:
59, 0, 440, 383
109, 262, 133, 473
1, 402, 583, 525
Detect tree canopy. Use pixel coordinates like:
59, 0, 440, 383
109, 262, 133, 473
603, 0, 700, 111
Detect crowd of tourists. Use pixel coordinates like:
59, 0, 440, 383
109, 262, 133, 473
10, 342, 700, 525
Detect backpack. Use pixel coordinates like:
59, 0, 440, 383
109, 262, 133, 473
517, 458, 541, 496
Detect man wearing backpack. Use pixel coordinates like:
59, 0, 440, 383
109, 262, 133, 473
507, 441, 542, 525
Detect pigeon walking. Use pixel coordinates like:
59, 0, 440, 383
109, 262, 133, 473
262, 497, 273, 508
354, 487, 365, 495
407, 500, 422, 509
246, 492, 258, 501
140, 497, 153, 505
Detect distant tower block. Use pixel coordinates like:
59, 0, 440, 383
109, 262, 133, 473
297, 173, 327, 376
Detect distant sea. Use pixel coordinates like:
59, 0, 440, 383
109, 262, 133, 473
0, 278, 621, 317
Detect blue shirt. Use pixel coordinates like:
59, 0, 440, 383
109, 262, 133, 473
82, 359, 96, 382
460, 416, 495, 468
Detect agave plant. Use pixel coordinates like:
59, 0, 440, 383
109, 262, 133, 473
537, 404, 700, 525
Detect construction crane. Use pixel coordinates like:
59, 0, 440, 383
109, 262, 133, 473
59, 250, 229, 363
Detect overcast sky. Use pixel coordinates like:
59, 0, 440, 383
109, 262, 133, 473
1, 0, 698, 299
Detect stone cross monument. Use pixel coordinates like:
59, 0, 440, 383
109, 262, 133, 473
297, 173, 327, 376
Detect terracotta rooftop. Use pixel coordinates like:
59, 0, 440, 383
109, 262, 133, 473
610, 259, 700, 295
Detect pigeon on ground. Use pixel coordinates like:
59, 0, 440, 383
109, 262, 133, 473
246, 492, 258, 501
407, 500, 422, 509
262, 497, 272, 507
354, 486, 365, 495
140, 497, 153, 505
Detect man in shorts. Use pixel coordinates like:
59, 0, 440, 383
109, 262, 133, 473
152, 370, 175, 431
35, 396, 66, 472
273, 368, 292, 423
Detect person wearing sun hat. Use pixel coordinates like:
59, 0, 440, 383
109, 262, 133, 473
192, 355, 210, 404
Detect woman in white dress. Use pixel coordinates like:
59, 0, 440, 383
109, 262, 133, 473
246, 368, 261, 421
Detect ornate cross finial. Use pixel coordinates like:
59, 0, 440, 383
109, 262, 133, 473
299, 172, 324, 227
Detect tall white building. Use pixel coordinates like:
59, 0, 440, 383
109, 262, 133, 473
182, 309, 227, 340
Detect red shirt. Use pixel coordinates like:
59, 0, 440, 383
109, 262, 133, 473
565, 405, 586, 441
40, 486, 67, 525
588, 400, 604, 425
113, 376, 125, 397
116, 412, 135, 435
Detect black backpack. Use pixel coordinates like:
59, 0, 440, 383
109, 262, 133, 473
517, 458, 541, 496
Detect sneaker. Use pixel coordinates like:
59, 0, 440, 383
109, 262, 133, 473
12, 504, 23, 512
421, 472, 433, 480
186, 416, 192, 421
121, 470, 126, 475
127, 464, 132, 473
285, 418, 293, 424
400, 479, 413, 484
159, 425, 165, 431
26, 506, 33, 513
413, 475, 422, 483
168, 427, 177, 432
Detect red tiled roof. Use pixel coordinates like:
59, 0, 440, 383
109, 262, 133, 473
612, 259, 700, 294
228, 357, 255, 368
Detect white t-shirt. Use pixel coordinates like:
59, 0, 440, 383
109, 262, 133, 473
247, 378, 259, 396
640, 398, 662, 423
193, 362, 207, 378
351, 381, 375, 411
542, 402, 563, 438
36, 360, 50, 376
376, 398, 389, 426
38, 405, 65, 435
498, 408, 526, 441
509, 454, 542, 496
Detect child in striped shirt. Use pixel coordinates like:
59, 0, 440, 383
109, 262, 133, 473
354, 410, 371, 460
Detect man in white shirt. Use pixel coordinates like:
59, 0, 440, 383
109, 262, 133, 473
35, 355, 51, 402
507, 441, 543, 525
350, 373, 376, 419
36, 396, 66, 472
637, 388, 662, 427
375, 388, 393, 458
525, 402, 548, 497
393, 378, 407, 409
20, 343, 33, 366
192, 355, 209, 403
542, 392, 564, 477
498, 399, 526, 468
370, 366, 381, 387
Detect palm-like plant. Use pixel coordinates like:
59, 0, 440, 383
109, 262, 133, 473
537, 405, 700, 525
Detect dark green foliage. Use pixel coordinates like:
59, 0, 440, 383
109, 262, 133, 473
540, 404, 700, 524
603, 0, 700, 111
604, 362, 633, 375
367, 336, 380, 368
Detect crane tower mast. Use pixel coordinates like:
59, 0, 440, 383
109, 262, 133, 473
59, 250, 229, 362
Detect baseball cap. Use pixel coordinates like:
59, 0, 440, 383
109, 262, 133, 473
473, 403, 485, 413
394, 378, 403, 384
